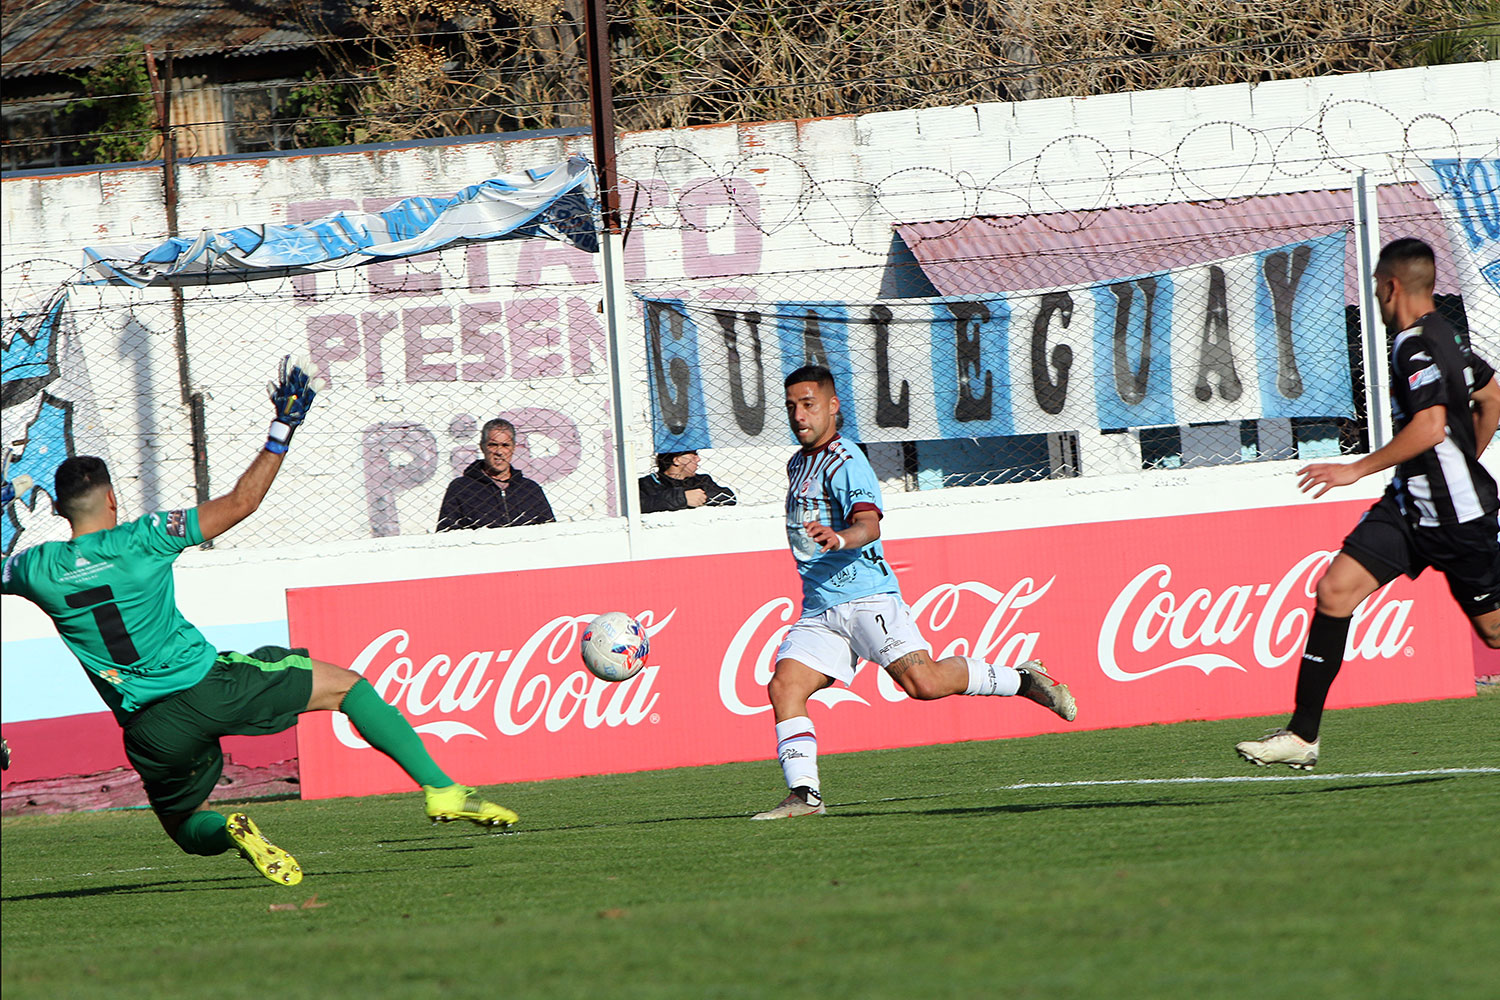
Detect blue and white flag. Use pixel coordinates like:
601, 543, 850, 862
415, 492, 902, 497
642, 234, 1354, 452
1417, 157, 1500, 361
83, 156, 598, 287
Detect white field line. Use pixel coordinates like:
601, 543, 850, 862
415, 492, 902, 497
6, 768, 1498, 884
999, 766, 1500, 790
847, 766, 1500, 805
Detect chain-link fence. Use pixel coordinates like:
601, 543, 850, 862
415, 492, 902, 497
4, 113, 1498, 556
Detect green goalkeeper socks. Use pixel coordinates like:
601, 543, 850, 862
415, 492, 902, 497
173, 810, 232, 856
340, 678, 454, 789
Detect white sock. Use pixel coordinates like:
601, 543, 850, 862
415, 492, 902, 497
963, 656, 1022, 696
774, 717, 820, 797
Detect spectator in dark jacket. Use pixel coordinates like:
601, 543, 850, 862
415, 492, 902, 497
638, 450, 736, 513
437, 418, 556, 530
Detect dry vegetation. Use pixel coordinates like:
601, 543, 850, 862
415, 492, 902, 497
289, 0, 1494, 140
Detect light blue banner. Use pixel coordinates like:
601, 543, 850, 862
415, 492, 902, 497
1092, 275, 1176, 430
641, 235, 1354, 452
1254, 233, 1350, 420
931, 297, 1014, 438
82, 157, 598, 287
643, 298, 713, 451
774, 303, 861, 442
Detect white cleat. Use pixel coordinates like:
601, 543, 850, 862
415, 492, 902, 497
750, 787, 826, 821
1019, 661, 1077, 722
1235, 728, 1319, 770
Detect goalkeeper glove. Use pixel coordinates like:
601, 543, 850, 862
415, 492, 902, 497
265, 355, 321, 454
1, 475, 32, 505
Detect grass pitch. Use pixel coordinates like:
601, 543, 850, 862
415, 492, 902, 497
4, 695, 1498, 1000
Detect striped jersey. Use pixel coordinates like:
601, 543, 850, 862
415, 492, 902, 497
1387, 312, 1497, 527
785, 434, 901, 614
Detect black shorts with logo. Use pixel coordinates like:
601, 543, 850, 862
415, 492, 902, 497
1340, 494, 1500, 618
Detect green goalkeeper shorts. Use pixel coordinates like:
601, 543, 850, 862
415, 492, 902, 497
122, 646, 315, 815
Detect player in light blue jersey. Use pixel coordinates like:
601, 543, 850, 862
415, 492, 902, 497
752, 365, 1079, 820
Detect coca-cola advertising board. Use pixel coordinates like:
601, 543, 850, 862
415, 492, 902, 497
289, 501, 1475, 800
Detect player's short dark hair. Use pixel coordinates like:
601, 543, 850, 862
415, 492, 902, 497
480, 417, 516, 444
54, 456, 111, 521
655, 450, 697, 474
784, 364, 836, 393
1376, 238, 1436, 291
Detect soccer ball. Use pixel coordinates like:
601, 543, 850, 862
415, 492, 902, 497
580, 612, 650, 682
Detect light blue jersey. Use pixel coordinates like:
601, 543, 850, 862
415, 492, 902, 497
785, 435, 901, 614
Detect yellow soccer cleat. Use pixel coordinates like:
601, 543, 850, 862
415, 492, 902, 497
225, 812, 303, 885
423, 784, 519, 829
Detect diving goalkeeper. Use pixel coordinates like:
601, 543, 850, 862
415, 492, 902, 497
0, 357, 517, 885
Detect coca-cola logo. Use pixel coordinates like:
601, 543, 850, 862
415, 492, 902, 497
717, 578, 1052, 715
1098, 552, 1414, 681
332, 611, 670, 749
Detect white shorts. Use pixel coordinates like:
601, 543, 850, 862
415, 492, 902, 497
775, 592, 930, 685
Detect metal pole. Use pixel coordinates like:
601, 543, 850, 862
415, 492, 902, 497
1353, 172, 1391, 453
584, 0, 622, 234
584, 0, 641, 554
145, 47, 212, 506
146, 46, 213, 522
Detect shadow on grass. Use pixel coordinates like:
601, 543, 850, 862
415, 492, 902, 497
833, 774, 1459, 818
392, 774, 1467, 833
1, 864, 471, 902
3, 878, 298, 902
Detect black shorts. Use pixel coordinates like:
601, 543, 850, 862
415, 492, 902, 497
122, 646, 314, 815
1340, 494, 1500, 618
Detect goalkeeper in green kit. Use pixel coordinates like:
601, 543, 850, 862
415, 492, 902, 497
1, 357, 517, 885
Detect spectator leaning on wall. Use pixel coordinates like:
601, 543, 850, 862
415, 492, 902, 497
437, 418, 556, 531
638, 450, 737, 513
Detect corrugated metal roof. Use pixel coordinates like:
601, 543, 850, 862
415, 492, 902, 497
1, 0, 320, 79
894, 184, 1458, 302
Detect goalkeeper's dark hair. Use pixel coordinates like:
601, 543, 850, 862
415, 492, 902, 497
784, 364, 836, 393
54, 456, 112, 521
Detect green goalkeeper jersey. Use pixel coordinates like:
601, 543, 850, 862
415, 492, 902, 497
1, 507, 215, 722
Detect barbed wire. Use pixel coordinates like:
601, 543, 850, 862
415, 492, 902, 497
6, 91, 1495, 546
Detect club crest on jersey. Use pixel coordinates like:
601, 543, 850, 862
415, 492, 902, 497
1407, 364, 1440, 391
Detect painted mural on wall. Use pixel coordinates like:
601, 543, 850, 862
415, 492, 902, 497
1, 289, 111, 558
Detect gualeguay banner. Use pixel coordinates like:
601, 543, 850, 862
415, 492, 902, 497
289, 500, 1473, 800
641, 233, 1354, 453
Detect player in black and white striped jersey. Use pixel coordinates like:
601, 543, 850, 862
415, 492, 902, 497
1236, 237, 1500, 771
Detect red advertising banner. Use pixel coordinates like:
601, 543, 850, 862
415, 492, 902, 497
289, 501, 1476, 800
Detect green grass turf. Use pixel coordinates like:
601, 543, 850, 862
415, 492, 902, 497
4, 694, 1498, 1000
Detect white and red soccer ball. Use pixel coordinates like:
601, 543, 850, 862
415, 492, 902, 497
579, 612, 650, 682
